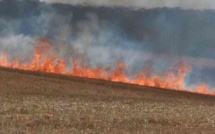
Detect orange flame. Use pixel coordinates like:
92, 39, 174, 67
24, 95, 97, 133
0, 39, 214, 95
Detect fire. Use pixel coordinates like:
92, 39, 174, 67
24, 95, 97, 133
0, 39, 214, 95
131, 61, 191, 90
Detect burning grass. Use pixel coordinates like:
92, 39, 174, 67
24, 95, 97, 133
0, 39, 214, 95
0, 67, 215, 133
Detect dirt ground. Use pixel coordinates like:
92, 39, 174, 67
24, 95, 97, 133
0, 67, 215, 134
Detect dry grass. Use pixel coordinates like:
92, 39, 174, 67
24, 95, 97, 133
0, 67, 215, 134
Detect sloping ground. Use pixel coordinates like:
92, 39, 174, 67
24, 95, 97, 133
0, 67, 215, 134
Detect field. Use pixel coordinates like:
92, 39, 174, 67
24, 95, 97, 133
0, 67, 215, 134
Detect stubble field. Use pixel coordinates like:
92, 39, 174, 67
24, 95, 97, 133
0, 67, 215, 134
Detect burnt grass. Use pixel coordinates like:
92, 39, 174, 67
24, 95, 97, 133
0, 67, 215, 134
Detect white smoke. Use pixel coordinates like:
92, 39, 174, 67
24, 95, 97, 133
0, 34, 36, 62
39, 0, 215, 10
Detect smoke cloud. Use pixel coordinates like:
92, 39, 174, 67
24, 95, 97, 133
0, 0, 215, 89
40, 0, 215, 10
0, 35, 36, 62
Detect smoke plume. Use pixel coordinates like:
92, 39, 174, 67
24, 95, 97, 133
0, 0, 215, 92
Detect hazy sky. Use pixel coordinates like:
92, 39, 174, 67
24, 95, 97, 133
40, 0, 215, 10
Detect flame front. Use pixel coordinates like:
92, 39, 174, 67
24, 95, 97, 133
0, 39, 214, 95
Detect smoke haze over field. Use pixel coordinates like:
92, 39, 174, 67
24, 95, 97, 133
0, 0, 215, 90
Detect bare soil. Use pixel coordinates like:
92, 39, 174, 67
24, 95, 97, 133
0, 67, 215, 134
